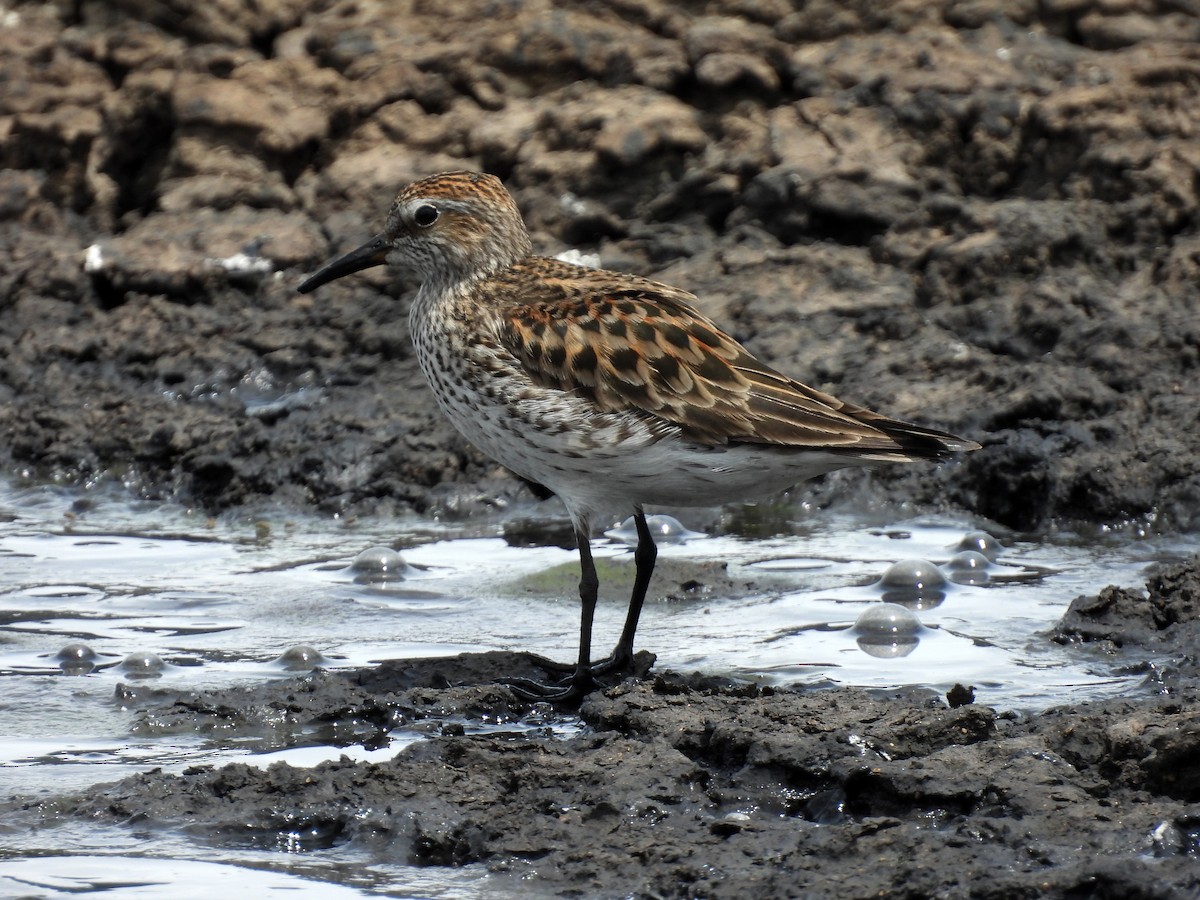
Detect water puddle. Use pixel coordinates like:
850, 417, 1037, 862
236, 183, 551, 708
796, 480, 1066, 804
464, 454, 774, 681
0, 838, 492, 899
0, 482, 1195, 896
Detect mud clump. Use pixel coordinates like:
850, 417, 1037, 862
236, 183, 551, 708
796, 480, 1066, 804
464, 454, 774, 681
1056, 557, 1200, 650
0, 0, 1196, 531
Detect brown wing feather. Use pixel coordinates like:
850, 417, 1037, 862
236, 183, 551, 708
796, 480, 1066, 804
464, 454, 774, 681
486, 258, 974, 457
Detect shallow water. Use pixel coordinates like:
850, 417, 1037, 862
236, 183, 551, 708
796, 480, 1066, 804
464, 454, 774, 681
0, 482, 1195, 897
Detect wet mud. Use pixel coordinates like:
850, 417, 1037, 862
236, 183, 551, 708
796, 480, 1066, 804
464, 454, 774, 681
2, 0, 1199, 896
7, 557, 1198, 897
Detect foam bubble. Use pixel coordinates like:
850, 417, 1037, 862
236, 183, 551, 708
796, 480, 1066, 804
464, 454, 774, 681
955, 531, 1002, 561
348, 546, 409, 583
606, 514, 703, 545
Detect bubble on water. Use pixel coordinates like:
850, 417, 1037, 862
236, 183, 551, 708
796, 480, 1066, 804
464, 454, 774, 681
857, 635, 920, 658
55, 643, 97, 662
348, 546, 409, 583
120, 651, 166, 677
605, 514, 703, 545
944, 550, 992, 586
955, 531, 1002, 561
877, 559, 947, 608
853, 602, 923, 638
880, 559, 947, 591
274, 645, 328, 671
56, 642, 97, 675
853, 602, 923, 658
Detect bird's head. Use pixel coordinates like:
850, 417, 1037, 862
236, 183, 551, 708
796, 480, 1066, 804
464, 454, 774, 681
298, 171, 532, 294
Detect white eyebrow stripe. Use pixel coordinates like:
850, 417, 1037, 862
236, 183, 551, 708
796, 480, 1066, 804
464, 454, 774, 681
406, 198, 476, 216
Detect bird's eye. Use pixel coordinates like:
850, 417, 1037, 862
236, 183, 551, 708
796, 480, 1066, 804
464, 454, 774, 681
413, 204, 439, 227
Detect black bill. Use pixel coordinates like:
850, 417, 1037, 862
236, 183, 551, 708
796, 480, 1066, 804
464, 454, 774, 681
297, 233, 389, 293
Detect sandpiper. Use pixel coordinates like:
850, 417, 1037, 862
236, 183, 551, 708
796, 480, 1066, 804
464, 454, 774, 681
299, 171, 979, 702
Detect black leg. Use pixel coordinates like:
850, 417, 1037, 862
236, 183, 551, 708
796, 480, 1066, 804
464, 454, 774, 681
570, 525, 600, 689
499, 522, 597, 704
596, 508, 656, 673
500, 515, 657, 703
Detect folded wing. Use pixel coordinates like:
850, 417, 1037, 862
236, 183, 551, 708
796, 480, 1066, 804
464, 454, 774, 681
489, 259, 977, 460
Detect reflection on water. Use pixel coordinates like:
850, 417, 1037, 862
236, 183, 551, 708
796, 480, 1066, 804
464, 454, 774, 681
0, 481, 1195, 897
850, 602, 924, 658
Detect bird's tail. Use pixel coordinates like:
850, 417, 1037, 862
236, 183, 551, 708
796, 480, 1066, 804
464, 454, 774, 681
849, 412, 980, 462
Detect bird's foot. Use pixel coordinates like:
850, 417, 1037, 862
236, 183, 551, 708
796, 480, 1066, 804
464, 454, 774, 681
592, 648, 655, 680
498, 669, 593, 706
497, 650, 656, 706
589, 646, 635, 677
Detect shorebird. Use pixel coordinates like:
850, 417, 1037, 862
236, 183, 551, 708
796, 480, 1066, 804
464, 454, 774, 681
298, 171, 979, 702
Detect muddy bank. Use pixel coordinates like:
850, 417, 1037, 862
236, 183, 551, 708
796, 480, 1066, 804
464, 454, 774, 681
3, 2, 1199, 894
0, 0, 1197, 531
6, 556, 1198, 897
